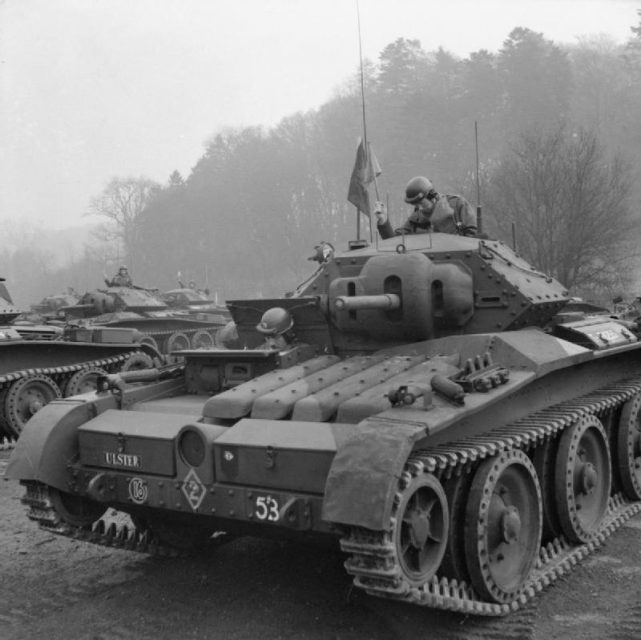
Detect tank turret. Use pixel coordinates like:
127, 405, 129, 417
226, 233, 569, 355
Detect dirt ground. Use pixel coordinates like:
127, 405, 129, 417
2, 449, 641, 640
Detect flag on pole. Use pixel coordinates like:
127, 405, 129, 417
347, 138, 381, 217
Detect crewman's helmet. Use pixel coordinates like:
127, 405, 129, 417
218, 321, 241, 349
256, 307, 293, 336
404, 176, 435, 204
119, 265, 128, 274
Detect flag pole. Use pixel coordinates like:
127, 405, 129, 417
356, 0, 367, 239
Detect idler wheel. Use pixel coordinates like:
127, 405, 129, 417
64, 367, 108, 397
49, 486, 107, 528
464, 449, 542, 604
393, 473, 449, 586
554, 414, 611, 543
4, 375, 62, 436
615, 394, 641, 500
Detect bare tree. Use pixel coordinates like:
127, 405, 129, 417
87, 177, 160, 270
484, 125, 639, 300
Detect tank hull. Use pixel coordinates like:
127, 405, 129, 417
7, 327, 641, 614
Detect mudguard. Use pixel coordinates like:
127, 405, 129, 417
323, 417, 427, 530
5, 393, 119, 490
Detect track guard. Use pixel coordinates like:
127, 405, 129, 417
4, 394, 118, 490
323, 418, 426, 530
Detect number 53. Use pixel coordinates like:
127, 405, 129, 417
255, 495, 279, 521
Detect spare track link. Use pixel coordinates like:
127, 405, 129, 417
21, 481, 184, 558
341, 377, 641, 616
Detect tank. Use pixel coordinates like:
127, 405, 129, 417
161, 287, 231, 330
63, 284, 229, 353
29, 290, 80, 321
7, 233, 641, 616
0, 278, 162, 441
0, 277, 23, 324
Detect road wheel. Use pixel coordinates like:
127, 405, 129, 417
190, 329, 215, 349
554, 414, 611, 543
49, 486, 106, 528
139, 336, 159, 352
392, 472, 449, 586
464, 449, 542, 604
615, 394, 641, 500
165, 331, 190, 353
4, 375, 62, 436
63, 367, 108, 397
120, 352, 154, 372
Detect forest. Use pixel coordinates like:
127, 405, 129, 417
3, 18, 641, 310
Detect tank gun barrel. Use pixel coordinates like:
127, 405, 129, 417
334, 293, 401, 311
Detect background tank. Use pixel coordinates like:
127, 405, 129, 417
0, 277, 24, 324
27, 289, 80, 321
161, 287, 231, 327
63, 284, 229, 353
7, 232, 641, 616
0, 276, 161, 441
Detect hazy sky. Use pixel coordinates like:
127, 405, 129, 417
1, 0, 639, 230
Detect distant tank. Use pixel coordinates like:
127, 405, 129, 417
7, 233, 641, 616
62, 284, 229, 353
0, 277, 23, 324
161, 286, 231, 334
29, 290, 80, 320
0, 277, 161, 440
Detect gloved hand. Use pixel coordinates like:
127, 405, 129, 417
374, 201, 387, 225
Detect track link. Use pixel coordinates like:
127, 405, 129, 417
341, 378, 641, 616
0, 350, 142, 389
21, 482, 183, 557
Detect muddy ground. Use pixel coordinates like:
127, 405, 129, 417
2, 450, 641, 640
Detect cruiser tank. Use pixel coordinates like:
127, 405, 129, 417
6, 232, 641, 615
0, 277, 160, 440
62, 284, 229, 353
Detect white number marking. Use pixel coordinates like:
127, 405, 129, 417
255, 495, 279, 522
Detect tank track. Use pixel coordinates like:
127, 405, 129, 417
0, 350, 144, 442
341, 378, 641, 616
21, 481, 184, 558
0, 351, 139, 389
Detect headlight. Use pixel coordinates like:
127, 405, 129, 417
178, 429, 206, 467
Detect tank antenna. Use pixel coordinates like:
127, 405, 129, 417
474, 120, 483, 235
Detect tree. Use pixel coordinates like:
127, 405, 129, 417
498, 28, 573, 133
87, 177, 160, 271
484, 126, 639, 301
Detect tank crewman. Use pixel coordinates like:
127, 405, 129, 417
375, 176, 477, 239
105, 265, 133, 287
255, 307, 296, 351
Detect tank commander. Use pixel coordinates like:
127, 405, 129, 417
105, 265, 133, 287
375, 176, 477, 238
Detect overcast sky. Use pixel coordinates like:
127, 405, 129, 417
1, 0, 639, 230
